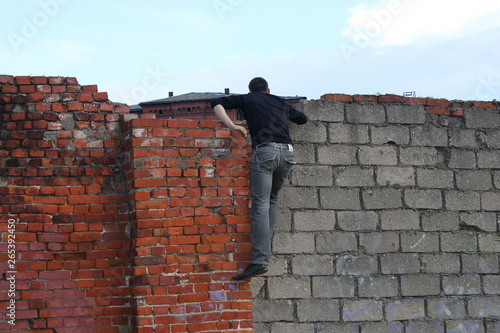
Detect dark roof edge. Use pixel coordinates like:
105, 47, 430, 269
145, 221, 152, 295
139, 92, 307, 106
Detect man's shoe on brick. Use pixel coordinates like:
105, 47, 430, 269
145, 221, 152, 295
232, 264, 268, 281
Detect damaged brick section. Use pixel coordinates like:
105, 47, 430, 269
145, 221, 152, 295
0, 75, 252, 332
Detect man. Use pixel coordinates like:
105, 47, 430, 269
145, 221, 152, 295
210, 77, 308, 280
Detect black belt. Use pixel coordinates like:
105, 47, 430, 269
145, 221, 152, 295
254, 142, 293, 151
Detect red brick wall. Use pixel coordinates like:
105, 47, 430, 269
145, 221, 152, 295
122, 118, 253, 332
0, 75, 253, 332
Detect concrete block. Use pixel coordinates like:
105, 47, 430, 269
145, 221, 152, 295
484, 129, 500, 148
404, 189, 443, 209
441, 232, 478, 253
482, 192, 500, 211
361, 322, 404, 333
335, 255, 378, 276
272, 232, 315, 254
291, 255, 334, 276
381, 209, 420, 230
486, 321, 500, 333
444, 190, 481, 210
385, 300, 426, 321
416, 168, 454, 188
483, 275, 500, 295
328, 123, 369, 144
250, 277, 266, 299
380, 253, 420, 274
317, 145, 357, 165
410, 126, 448, 147
427, 298, 466, 319
346, 103, 385, 124
290, 121, 327, 143
443, 274, 481, 295
275, 208, 292, 231
462, 254, 499, 274
280, 187, 318, 209
386, 104, 426, 124
268, 276, 311, 299
456, 170, 492, 190
342, 300, 383, 321
459, 212, 497, 232
271, 323, 315, 333
312, 276, 355, 298
357, 276, 398, 298
252, 299, 294, 322
320, 188, 361, 210
477, 150, 500, 169
376, 167, 415, 187
301, 99, 344, 122
252, 323, 269, 333
421, 254, 460, 274
464, 108, 500, 128
448, 149, 476, 169
401, 275, 440, 296
400, 147, 438, 166
478, 234, 500, 252
371, 125, 410, 145
296, 299, 341, 322
266, 256, 288, 276
335, 166, 375, 187
337, 211, 378, 231
294, 210, 335, 231
292, 144, 316, 164
359, 232, 400, 253
316, 232, 358, 254
362, 188, 402, 209
358, 146, 398, 165
318, 323, 359, 332
446, 320, 485, 333
449, 129, 477, 148
292, 165, 333, 187
421, 211, 460, 231
494, 171, 500, 188
401, 232, 439, 252
468, 297, 500, 319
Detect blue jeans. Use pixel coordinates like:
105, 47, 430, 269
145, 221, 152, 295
249, 143, 297, 265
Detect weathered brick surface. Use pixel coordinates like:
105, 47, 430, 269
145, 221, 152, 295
2, 80, 500, 332
0, 76, 133, 332
0, 76, 252, 332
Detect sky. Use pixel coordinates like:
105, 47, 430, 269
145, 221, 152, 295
1, 0, 500, 105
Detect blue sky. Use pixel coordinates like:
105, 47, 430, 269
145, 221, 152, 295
1, 0, 500, 105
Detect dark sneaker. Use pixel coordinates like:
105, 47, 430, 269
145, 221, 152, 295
232, 264, 268, 281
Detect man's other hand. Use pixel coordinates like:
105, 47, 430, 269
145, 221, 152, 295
232, 125, 248, 137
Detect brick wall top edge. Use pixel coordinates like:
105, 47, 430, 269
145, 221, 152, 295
2, 75, 497, 114
0, 75, 79, 86
320, 93, 499, 109
0, 74, 130, 114
122, 118, 231, 130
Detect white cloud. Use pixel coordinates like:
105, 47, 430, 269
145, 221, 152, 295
333, 25, 500, 101
343, 0, 500, 47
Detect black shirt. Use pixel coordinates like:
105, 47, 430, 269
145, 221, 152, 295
210, 92, 308, 148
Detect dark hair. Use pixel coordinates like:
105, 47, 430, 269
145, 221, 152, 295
248, 77, 268, 93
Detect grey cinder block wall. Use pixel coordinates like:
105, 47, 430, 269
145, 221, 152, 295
251, 95, 500, 333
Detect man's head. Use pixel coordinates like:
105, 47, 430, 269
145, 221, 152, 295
248, 77, 269, 93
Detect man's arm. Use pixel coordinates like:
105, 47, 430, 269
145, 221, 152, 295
287, 104, 308, 125
213, 104, 248, 137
